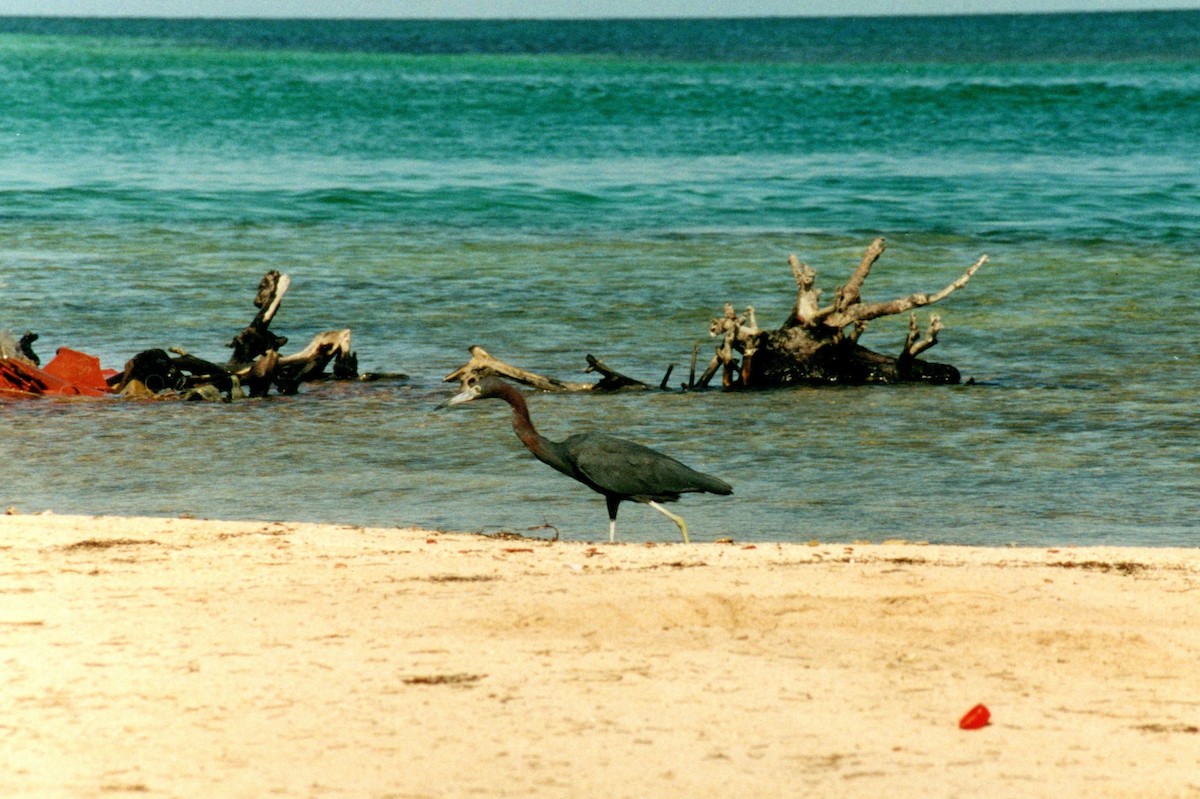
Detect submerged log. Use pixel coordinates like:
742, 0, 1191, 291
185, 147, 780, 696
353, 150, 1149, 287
703, 238, 987, 388
445, 345, 649, 393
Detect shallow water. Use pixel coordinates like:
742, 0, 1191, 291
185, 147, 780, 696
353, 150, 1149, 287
2, 13, 1199, 545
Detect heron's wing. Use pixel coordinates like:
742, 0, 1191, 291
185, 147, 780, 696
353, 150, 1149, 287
564, 433, 729, 501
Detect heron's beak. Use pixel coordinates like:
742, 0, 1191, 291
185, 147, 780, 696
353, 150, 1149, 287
436, 387, 476, 410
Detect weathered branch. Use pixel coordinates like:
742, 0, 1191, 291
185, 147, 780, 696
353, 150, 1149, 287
787, 255, 832, 328
220, 329, 354, 396
273, 329, 355, 394
274, 329, 352, 372
928, 254, 989, 304
445, 346, 655, 394
584, 355, 650, 391
658, 363, 675, 391
695, 354, 721, 388
835, 236, 886, 312
823, 253, 989, 330
902, 313, 943, 359
168, 347, 236, 393
445, 345, 598, 392
227, 270, 290, 371
257, 272, 289, 326
243, 350, 278, 398
706, 303, 763, 388
710, 304, 760, 354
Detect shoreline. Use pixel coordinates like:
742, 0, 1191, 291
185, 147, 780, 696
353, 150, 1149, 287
3, 512, 1199, 798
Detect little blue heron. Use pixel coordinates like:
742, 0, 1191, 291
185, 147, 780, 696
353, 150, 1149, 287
439, 376, 732, 543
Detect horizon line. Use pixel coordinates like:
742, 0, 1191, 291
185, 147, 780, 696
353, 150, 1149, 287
0, 6, 1197, 21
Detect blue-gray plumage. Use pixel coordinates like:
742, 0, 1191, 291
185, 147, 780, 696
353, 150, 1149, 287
439, 376, 732, 543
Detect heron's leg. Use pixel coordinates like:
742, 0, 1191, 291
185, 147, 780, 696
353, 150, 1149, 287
605, 496, 621, 544
647, 501, 690, 544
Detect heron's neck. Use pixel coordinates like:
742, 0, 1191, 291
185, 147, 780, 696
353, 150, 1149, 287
500, 385, 574, 476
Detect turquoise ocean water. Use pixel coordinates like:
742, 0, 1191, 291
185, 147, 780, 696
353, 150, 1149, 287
1, 12, 1198, 545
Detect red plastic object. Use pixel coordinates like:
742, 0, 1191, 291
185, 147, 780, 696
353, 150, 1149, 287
0, 350, 111, 398
42, 348, 112, 395
0, 359, 45, 397
959, 703, 991, 730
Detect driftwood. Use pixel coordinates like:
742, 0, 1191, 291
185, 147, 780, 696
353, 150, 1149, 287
445, 345, 650, 393
221, 272, 357, 396
108, 272, 359, 400
700, 238, 988, 388
267, 329, 356, 395
227, 270, 290, 371
447, 240, 986, 395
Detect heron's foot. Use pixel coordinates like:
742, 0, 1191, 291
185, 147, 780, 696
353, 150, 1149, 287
647, 501, 690, 544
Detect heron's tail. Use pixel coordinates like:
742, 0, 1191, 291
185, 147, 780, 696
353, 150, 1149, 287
696, 473, 733, 496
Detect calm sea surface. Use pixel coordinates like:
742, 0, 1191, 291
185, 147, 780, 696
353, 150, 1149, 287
1, 13, 1198, 545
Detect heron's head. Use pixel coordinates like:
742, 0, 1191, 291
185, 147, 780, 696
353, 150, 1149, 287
436, 375, 506, 409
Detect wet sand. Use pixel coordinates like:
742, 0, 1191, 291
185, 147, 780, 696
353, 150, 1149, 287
2, 512, 1198, 798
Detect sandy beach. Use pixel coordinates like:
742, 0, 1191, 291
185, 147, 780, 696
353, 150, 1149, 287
2, 511, 1198, 798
